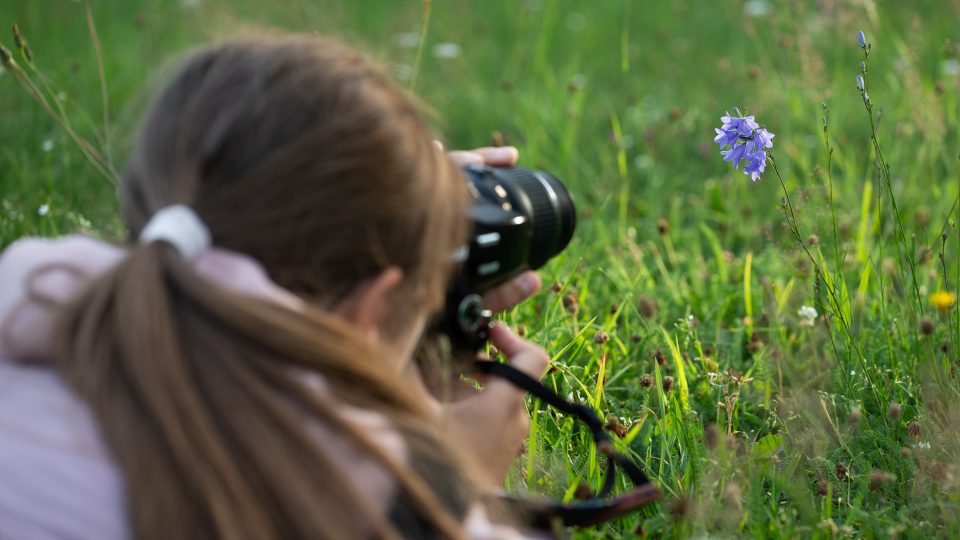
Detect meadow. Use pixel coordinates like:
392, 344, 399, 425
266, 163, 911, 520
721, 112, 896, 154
2, 0, 960, 537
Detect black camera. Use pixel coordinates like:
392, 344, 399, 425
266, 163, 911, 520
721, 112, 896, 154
440, 164, 576, 350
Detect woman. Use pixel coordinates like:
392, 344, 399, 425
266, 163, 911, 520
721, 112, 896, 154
0, 34, 548, 538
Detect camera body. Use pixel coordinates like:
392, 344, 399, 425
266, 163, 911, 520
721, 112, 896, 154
440, 164, 576, 350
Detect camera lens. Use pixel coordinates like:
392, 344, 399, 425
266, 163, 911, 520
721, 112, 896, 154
491, 167, 576, 269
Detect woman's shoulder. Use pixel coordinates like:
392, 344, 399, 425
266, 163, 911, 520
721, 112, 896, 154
0, 235, 125, 362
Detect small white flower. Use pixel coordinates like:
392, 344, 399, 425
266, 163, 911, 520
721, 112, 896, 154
41, 139, 54, 152
37, 203, 50, 217
432, 43, 461, 60
917, 441, 931, 450
633, 154, 654, 170
942, 59, 960, 77
798, 305, 818, 327
744, 0, 770, 17
850, 370, 855, 376
393, 32, 420, 49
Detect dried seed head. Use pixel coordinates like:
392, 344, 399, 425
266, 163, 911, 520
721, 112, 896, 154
562, 292, 579, 314
655, 348, 666, 365
816, 479, 829, 496
835, 461, 848, 481
656, 217, 670, 235
887, 402, 902, 420
605, 415, 628, 438
869, 469, 894, 491
639, 374, 654, 388
667, 495, 689, 520
849, 406, 862, 424
573, 482, 595, 501
929, 461, 946, 481
11, 24, 31, 62
609, 303, 619, 315
662, 375, 675, 392
594, 330, 610, 344
0, 44, 12, 67
920, 316, 935, 336
637, 296, 659, 318
630, 334, 642, 343
704, 422, 719, 449
908, 420, 921, 438
807, 234, 819, 246
723, 482, 742, 504
549, 282, 563, 293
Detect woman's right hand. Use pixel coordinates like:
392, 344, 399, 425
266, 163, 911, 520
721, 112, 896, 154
439, 323, 549, 489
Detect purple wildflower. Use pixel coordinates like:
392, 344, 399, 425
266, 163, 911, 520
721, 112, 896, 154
857, 30, 866, 49
714, 110, 775, 182
856, 74, 864, 91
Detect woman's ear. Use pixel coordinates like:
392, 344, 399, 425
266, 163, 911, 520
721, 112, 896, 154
335, 267, 404, 339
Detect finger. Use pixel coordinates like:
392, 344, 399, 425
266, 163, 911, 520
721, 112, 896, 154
469, 146, 519, 166
446, 151, 485, 166
482, 271, 541, 313
487, 323, 550, 381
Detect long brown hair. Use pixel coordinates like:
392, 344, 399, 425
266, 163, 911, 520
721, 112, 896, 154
54, 35, 473, 539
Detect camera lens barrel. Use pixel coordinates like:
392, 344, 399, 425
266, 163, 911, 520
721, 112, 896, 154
490, 167, 576, 269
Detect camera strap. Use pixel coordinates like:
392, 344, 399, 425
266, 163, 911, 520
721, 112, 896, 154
472, 360, 661, 529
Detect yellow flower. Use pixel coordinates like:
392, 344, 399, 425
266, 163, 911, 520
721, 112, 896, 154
930, 291, 956, 312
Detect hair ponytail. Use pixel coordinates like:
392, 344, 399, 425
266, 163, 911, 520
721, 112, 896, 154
54, 240, 470, 539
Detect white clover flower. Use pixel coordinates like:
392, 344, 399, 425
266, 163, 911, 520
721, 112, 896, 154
798, 305, 818, 327
432, 43, 461, 60
37, 203, 49, 217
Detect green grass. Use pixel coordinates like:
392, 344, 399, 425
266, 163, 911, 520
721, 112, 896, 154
3, 0, 960, 537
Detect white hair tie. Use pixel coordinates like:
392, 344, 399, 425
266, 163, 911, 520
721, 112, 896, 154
138, 204, 211, 259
